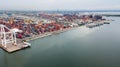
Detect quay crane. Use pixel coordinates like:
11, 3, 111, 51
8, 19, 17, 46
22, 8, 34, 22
0, 24, 16, 48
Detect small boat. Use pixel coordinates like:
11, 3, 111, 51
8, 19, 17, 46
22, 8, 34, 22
22, 40, 31, 47
23, 42, 31, 46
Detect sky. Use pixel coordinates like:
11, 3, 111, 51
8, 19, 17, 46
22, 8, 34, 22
0, 0, 120, 10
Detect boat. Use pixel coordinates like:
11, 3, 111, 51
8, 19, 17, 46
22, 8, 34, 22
23, 42, 31, 46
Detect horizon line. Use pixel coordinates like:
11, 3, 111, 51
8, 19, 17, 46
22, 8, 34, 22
0, 9, 120, 12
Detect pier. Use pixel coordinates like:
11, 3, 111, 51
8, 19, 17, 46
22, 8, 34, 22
0, 24, 31, 53
0, 42, 30, 53
86, 21, 110, 28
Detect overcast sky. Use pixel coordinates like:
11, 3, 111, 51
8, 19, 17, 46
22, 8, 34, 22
0, 0, 120, 10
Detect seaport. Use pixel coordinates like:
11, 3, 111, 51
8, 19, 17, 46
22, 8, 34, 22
0, 11, 111, 53
1, 15, 120, 67
1, 0, 120, 66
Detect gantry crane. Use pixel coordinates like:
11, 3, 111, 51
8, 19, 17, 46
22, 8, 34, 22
0, 24, 16, 48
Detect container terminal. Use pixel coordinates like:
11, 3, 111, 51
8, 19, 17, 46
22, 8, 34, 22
0, 12, 111, 53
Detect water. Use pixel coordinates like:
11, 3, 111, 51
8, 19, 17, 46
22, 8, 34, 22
1, 17, 120, 67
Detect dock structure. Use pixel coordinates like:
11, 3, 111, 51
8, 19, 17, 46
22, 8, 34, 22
86, 21, 110, 28
0, 24, 31, 53
0, 42, 30, 53
86, 23, 103, 28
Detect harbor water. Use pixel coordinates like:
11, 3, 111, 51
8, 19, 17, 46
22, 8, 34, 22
1, 17, 120, 67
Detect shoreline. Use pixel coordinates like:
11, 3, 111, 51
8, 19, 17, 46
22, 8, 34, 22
21, 27, 77, 42
20, 21, 110, 42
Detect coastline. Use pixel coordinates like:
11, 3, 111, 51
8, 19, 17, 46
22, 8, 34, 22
22, 27, 77, 42
21, 20, 111, 42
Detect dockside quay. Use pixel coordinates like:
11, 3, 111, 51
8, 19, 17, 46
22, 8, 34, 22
0, 12, 110, 52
